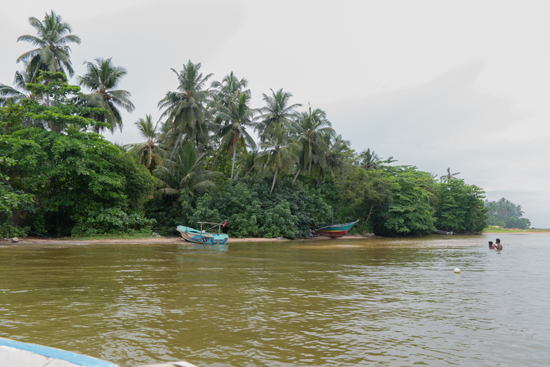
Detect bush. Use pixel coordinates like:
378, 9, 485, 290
1, 128, 157, 237
150, 176, 332, 239
71, 207, 156, 237
434, 179, 487, 233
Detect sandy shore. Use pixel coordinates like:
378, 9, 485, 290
482, 231, 550, 235
2, 234, 371, 246
6, 232, 546, 247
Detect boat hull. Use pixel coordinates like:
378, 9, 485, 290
315, 220, 359, 238
177, 225, 229, 244
0, 337, 199, 367
0, 337, 118, 367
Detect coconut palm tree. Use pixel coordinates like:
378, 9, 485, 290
211, 72, 249, 108
16, 10, 81, 80
291, 105, 334, 177
324, 134, 351, 177
127, 114, 164, 172
209, 72, 250, 169
215, 93, 257, 180
0, 65, 39, 106
158, 61, 213, 158
154, 142, 220, 198
243, 149, 259, 177
357, 148, 396, 170
255, 88, 301, 141
440, 167, 460, 182
78, 58, 134, 133
358, 149, 381, 170
256, 123, 300, 195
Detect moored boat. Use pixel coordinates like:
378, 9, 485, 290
177, 221, 229, 244
315, 220, 359, 238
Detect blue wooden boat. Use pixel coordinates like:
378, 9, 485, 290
0, 337, 199, 367
177, 222, 229, 245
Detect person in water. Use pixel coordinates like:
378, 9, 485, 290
488, 241, 495, 249
495, 238, 503, 250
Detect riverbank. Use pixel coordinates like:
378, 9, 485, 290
7, 231, 549, 246
2, 234, 372, 246
482, 229, 550, 234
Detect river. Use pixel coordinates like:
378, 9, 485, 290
1, 234, 549, 366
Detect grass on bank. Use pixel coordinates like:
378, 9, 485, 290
483, 226, 549, 233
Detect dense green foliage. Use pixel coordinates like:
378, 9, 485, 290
485, 198, 531, 229
435, 179, 487, 233
148, 177, 331, 238
1, 11, 516, 240
0, 73, 156, 237
372, 167, 436, 236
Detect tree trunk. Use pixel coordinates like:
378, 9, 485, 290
245, 163, 255, 177
292, 168, 301, 184
170, 131, 184, 160
365, 204, 375, 225
270, 166, 278, 195
230, 145, 237, 180
211, 150, 220, 171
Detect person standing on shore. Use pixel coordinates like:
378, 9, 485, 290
495, 238, 503, 250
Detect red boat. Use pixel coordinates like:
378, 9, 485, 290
315, 220, 359, 238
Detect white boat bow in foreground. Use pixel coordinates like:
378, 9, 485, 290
0, 337, 198, 367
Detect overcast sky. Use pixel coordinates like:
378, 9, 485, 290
1, 0, 549, 227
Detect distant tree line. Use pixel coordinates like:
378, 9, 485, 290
1, 11, 489, 238
485, 198, 531, 229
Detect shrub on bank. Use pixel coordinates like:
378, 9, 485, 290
149, 176, 332, 238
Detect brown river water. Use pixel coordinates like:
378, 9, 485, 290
1, 234, 549, 366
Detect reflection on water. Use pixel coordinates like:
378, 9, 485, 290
1, 234, 549, 366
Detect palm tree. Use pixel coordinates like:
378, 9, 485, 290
215, 93, 257, 180
357, 149, 396, 170
243, 149, 259, 177
154, 142, 220, 198
78, 58, 135, 133
255, 88, 301, 141
16, 10, 81, 80
256, 123, 300, 195
211, 72, 249, 108
324, 134, 351, 177
440, 167, 460, 182
158, 61, 213, 158
128, 114, 164, 172
291, 105, 334, 177
209, 72, 249, 170
0, 65, 39, 106
358, 149, 381, 170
